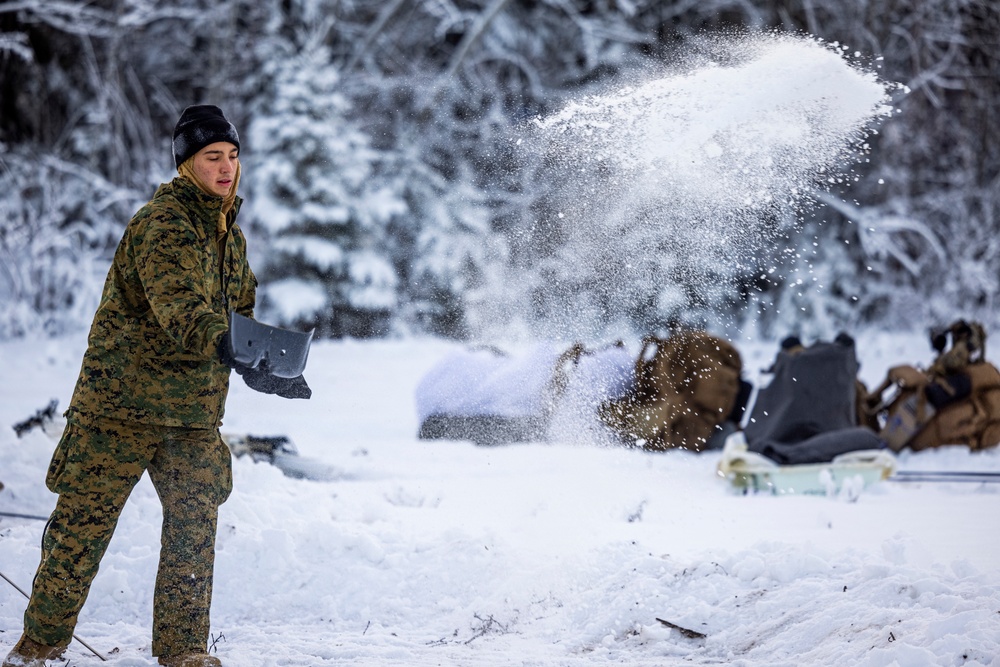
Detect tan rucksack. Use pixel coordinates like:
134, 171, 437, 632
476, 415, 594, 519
866, 320, 1000, 452
598, 330, 743, 452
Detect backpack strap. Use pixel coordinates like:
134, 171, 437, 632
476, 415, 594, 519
546, 342, 588, 404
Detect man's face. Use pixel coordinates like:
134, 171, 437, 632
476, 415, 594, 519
192, 141, 239, 197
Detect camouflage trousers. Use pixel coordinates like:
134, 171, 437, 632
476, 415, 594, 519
24, 413, 232, 657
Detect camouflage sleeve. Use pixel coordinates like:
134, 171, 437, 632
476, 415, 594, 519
232, 224, 257, 319
131, 203, 229, 358
236, 264, 257, 319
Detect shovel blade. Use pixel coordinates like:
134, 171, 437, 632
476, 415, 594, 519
229, 312, 314, 378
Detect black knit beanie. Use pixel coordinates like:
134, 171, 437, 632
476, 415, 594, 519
172, 104, 240, 168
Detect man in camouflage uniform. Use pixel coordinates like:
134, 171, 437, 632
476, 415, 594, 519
4, 106, 309, 667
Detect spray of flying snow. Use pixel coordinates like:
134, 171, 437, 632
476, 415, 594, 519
513, 32, 897, 338
538, 35, 891, 212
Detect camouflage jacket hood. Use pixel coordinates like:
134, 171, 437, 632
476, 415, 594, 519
69, 176, 257, 428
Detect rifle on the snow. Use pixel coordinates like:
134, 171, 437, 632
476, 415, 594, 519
223, 433, 345, 481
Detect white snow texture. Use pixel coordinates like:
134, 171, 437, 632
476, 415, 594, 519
1, 333, 999, 666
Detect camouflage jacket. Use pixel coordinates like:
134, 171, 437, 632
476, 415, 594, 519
68, 176, 257, 428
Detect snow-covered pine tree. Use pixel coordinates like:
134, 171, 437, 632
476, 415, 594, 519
374, 94, 505, 340
246, 44, 404, 338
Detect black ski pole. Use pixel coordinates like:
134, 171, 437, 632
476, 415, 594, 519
0, 570, 106, 662
890, 470, 1000, 483
0, 510, 50, 521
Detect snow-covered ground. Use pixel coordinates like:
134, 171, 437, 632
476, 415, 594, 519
1, 332, 999, 666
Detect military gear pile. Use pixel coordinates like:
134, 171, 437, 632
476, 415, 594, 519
598, 331, 745, 452
416, 323, 1000, 457
866, 320, 1000, 451
417, 332, 745, 451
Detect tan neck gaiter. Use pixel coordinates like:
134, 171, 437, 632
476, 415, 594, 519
178, 158, 241, 241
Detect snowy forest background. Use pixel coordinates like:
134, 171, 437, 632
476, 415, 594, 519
1, 0, 997, 343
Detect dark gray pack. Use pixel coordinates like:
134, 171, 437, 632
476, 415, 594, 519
744, 335, 881, 464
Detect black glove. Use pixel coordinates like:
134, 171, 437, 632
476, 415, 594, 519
218, 333, 239, 368
238, 364, 312, 399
